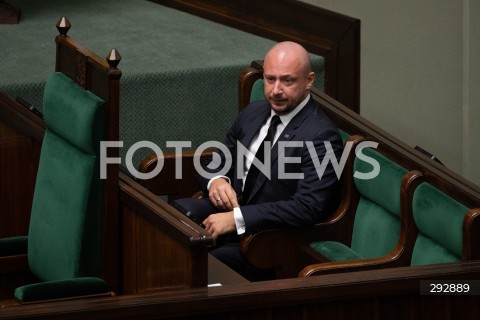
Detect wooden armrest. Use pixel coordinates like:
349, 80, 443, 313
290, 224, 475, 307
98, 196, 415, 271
240, 220, 350, 279
463, 208, 480, 260
298, 250, 408, 277
138, 150, 212, 200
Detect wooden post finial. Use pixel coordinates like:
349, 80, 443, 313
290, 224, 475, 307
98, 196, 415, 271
56, 16, 71, 36
106, 49, 121, 69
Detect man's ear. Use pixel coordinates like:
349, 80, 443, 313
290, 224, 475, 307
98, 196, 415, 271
306, 71, 315, 90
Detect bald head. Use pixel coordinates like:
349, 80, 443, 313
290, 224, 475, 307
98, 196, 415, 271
264, 41, 312, 77
262, 41, 315, 115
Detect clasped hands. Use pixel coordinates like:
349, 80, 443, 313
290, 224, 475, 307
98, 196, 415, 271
202, 178, 239, 241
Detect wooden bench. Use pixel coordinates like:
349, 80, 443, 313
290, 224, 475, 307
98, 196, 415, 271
138, 60, 480, 280
239, 62, 480, 278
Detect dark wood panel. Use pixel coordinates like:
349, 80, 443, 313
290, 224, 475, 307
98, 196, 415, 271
0, 131, 36, 237
119, 172, 213, 293
0, 94, 44, 238
1, 261, 479, 319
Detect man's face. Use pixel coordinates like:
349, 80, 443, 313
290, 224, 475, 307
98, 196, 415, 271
263, 55, 314, 115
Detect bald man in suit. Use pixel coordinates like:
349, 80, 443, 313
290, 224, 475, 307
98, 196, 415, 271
175, 41, 343, 281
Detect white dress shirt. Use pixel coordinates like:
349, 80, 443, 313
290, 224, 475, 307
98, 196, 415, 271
211, 94, 311, 235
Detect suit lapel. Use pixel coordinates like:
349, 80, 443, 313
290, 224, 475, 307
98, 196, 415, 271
244, 98, 316, 204
276, 98, 316, 146
238, 105, 271, 149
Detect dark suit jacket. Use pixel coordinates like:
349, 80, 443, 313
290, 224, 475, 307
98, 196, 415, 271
199, 97, 343, 234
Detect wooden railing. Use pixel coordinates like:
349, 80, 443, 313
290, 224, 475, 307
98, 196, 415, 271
0, 261, 479, 319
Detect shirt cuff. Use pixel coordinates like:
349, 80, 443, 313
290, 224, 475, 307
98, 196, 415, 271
207, 175, 231, 190
233, 207, 246, 235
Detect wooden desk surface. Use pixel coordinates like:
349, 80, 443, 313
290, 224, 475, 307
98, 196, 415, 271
208, 254, 248, 286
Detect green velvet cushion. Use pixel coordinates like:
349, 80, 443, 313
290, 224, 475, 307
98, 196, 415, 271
310, 241, 364, 261
25, 72, 106, 287
14, 277, 110, 303
410, 182, 468, 266
250, 79, 265, 102
350, 197, 401, 258
28, 131, 103, 281
411, 235, 460, 266
310, 149, 407, 261
310, 197, 402, 262
43, 72, 105, 155
349, 149, 407, 258
339, 129, 350, 144
0, 236, 28, 256
0, 72, 106, 302
354, 148, 408, 218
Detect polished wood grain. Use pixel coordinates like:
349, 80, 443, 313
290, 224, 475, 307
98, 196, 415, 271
119, 171, 213, 293
0, 94, 44, 238
0, 261, 479, 319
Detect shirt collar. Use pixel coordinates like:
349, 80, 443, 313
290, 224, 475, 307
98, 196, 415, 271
271, 94, 310, 127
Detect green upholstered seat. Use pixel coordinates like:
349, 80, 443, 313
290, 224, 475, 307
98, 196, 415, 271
410, 182, 468, 266
0, 72, 109, 302
309, 148, 408, 262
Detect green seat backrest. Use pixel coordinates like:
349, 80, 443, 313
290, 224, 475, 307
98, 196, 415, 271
338, 129, 350, 144
28, 72, 105, 281
350, 148, 408, 258
250, 79, 265, 102
410, 182, 468, 266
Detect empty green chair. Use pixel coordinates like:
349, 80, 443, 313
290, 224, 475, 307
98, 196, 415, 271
307, 148, 409, 265
411, 181, 480, 265
0, 72, 110, 303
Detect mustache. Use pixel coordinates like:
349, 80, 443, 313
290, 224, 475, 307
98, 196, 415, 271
270, 94, 287, 100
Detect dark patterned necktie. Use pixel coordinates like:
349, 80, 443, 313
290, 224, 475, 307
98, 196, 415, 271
241, 115, 281, 204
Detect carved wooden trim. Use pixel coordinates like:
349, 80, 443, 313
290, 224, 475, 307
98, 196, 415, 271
74, 50, 87, 88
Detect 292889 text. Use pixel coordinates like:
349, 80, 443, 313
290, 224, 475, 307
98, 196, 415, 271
420, 281, 480, 295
